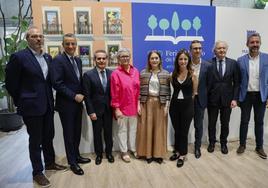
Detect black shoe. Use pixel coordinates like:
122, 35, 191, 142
70, 164, 84, 175
154, 158, 163, 164
237, 145, 246, 154
106, 154, 115, 163
77, 156, 91, 164
95, 156, 102, 165
207, 144, 215, 153
194, 148, 201, 159
221, 145, 228, 154
169, 153, 180, 161
146, 158, 153, 164
176, 159, 184, 168
45, 163, 67, 171
255, 147, 267, 159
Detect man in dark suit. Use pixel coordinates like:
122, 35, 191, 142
190, 40, 211, 159
50, 33, 90, 176
237, 33, 268, 159
207, 41, 240, 154
83, 50, 114, 165
5, 26, 66, 187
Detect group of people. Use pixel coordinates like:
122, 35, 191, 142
4, 26, 268, 187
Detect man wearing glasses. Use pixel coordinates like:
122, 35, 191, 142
50, 33, 90, 176
190, 40, 211, 159
83, 50, 114, 165
5, 26, 66, 187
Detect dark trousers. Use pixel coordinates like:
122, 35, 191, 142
239, 92, 266, 148
92, 109, 113, 156
193, 96, 205, 149
169, 98, 193, 155
58, 104, 82, 165
207, 105, 232, 145
23, 109, 55, 176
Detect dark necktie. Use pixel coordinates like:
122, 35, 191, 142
218, 59, 223, 78
70, 56, 80, 80
101, 70, 107, 91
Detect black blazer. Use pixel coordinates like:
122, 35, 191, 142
83, 67, 112, 116
50, 52, 83, 112
5, 47, 53, 116
207, 57, 240, 107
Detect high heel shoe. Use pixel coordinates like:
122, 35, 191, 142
177, 156, 187, 168
169, 153, 180, 161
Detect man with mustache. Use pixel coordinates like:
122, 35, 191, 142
237, 33, 268, 159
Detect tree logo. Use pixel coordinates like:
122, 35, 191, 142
145, 11, 204, 44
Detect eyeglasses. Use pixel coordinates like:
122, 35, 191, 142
119, 55, 130, 59
30, 34, 44, 39
64, 42, 77, 46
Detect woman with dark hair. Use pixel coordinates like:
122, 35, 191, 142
169, 49, 197, 167
136, 50, 171, 164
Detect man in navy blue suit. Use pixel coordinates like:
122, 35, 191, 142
207, 41, 240, 155
237, 33, 268, 159
83, 50, 114, 165
190, 40, 211, 159
50, 33, 90, 175
5, 26, 66, 187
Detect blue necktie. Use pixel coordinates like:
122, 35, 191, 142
70, 57, 80, 80
101, 70, 107, 90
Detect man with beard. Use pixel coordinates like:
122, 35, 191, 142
236, 33, 268, 159
5, 26, 66, 187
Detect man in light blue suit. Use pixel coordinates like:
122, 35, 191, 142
190, 40, 211, 159
237, 33, 268, 159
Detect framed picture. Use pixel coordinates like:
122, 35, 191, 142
76, 11, 89, 34
105, 10, 120, 24
107, 44, 119, 66
47, 46, 60, 58
79, 46, 91, 67
45, 10, 59, 33
105, 9, 121, 34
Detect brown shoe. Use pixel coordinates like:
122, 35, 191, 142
45, 163, 67, 171
236, 145, 246, 154
33, 174, 51, 187
255, 148, 267, 159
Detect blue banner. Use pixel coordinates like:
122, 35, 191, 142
132, 3, 215, 72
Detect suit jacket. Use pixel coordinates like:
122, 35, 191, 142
237, 52, 268, 102
5, 47, 53, 116
83, 67, 112, 116
207, 57, 240, 107
50, 52, 83, 112
196, 59, 211, 109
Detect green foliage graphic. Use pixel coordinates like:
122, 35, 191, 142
181, 19, 191, 36
171, 12, 180, 37
148, 15, 158, 35
193, 16, 201, 36
159, 19, 170, 36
